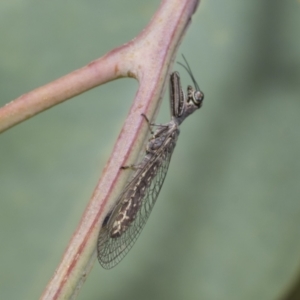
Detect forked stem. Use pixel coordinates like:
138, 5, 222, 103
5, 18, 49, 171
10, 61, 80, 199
0, 0, 201, 299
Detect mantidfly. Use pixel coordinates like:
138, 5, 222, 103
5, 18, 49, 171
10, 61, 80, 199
97, 56, 204, 269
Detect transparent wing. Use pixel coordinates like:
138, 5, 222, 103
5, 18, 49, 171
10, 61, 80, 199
97, 133, 177, 269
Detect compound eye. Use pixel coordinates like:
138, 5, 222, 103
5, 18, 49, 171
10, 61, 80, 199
194, 90, 204, 106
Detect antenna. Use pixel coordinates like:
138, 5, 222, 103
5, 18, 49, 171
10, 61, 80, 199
177, 54, 201, 92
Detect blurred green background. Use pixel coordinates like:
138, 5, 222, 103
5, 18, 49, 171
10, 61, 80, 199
1, 1, 300, 299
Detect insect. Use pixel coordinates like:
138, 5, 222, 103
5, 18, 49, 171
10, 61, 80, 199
97, 56, 204, 269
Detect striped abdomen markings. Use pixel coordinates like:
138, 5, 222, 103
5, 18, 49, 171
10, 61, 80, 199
110, 159, 161, 238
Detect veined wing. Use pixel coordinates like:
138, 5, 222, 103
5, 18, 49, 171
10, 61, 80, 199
97, 130, 178, 269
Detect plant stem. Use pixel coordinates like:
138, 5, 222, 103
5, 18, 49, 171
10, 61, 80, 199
0, 0, 201, 299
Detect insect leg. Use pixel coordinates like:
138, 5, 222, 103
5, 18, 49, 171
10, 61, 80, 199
120, 164, 140, 170
141, 113, 169, 137
141, 113, 155, 134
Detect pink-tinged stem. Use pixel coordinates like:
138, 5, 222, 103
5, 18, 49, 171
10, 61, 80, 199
1, 0, 201, 299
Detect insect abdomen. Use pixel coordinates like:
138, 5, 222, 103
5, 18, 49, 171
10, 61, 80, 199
110, 161, 160, 238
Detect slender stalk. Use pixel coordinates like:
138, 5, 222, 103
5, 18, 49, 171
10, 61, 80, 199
0, 0, 200, 298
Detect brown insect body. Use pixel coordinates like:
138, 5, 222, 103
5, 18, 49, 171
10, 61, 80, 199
97, 58, 204, 269
110, 124, 179, 238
